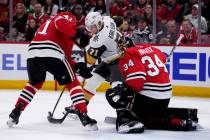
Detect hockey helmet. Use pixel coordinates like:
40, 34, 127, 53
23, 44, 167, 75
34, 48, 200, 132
85, 12, 103, 32
59, 12, 77, 28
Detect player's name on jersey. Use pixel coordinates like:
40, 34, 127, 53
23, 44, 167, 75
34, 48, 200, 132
138, 47, 153, 55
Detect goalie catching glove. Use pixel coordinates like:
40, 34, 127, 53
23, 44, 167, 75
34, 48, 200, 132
105, 83, 135, 110
74, 62, 93, 79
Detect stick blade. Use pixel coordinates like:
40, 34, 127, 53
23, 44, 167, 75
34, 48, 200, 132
47, 111, 64, 124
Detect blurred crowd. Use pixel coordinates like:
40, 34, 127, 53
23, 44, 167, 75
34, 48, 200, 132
0, 0, 210, 44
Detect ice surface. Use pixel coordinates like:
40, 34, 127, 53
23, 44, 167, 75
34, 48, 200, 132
0, 90, 210, 140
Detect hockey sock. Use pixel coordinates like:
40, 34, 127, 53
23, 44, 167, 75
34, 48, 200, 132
84, 89, 95, 102
66, 79, 87, 113
83, 73, 105, 102
15, 82, 43, 111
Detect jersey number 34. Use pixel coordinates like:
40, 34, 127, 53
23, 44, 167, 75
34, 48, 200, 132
141, 54, 168, 76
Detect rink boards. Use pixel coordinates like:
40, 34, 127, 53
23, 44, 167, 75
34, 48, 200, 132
0, 43, 210, 97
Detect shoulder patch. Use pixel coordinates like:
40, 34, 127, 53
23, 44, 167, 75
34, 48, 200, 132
93, 34, 99, 42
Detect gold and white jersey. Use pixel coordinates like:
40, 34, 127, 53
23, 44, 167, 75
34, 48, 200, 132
87, 16, 122, 64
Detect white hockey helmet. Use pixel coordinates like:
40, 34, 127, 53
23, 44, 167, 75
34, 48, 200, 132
85, 12, 103, 32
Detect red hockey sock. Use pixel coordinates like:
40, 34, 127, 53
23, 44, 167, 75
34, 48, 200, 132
66, 79, 87, 113
15, 82, 43, 111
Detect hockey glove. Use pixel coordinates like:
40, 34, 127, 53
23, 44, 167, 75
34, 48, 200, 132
74, 62, 93, 79
75, 27, 90, 48
105, 83, 135, 109
118, 37, 134, 49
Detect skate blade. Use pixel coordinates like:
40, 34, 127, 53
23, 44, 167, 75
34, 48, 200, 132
85, 123, 99, 131
118, 122, 144, 133
6, 118, 16, 128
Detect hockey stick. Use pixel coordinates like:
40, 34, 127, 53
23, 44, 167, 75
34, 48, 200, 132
47, 47, 89, 124
165, 34, 184, 63
104, 34, 185, 125
47, 86, 66, 123
81, 47, 87, 88
47, 105, 77, 124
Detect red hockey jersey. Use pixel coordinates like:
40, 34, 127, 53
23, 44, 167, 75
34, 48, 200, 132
180, 27, 197, 44
119, 44, 172, 99
28, 12, 77, 66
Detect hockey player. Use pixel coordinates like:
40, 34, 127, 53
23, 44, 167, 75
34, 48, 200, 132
106, 44, 198, 133
62, 12, 134, 120
7, 11, 98, 131
81, 12, 127, 101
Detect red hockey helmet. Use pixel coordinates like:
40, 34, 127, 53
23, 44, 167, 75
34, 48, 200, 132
59, 12, 77, 28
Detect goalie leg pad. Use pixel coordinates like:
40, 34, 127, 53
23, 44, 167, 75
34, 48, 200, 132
142, 107, 199, 131
165, 107, 199, 131
166, 107, 198, 122
116, 109, 144, 133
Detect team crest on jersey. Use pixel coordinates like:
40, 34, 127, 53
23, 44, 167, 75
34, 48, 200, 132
93, 35, 99, 42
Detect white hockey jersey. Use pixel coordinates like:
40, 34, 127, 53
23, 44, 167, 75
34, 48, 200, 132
87, 16, 121, 64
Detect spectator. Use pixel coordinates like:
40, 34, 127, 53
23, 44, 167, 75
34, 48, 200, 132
73, 4, 85, 28
110, 0, 127, 17
131, 17, 153, 44
186, 4, 208, 34
124, 3, 136, 24
157, 20, 178, 44
26, 0, 38, 14
179, 19, 198, 44
182, 0, 198, 16
133, 0, 146, 18
43, 0, 58, 16
65, 0, 78, 13
25, 19, 38, 41
202, 0, 210, 34
83, 0, 96, 15
157, 0, 182, 23
0, 27, 6, 40
202, 0, 210, 22
0, 0, 9, 32
120, 19, 132, 37
13, 0, 23, 8
26, 3, 49, 30
144, 4, 152, 26
13, 3, 28, 33
136, 0, 147, 8
6, 27, 25, 41
92, 0, 106, 15
125, 3, 143, 30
